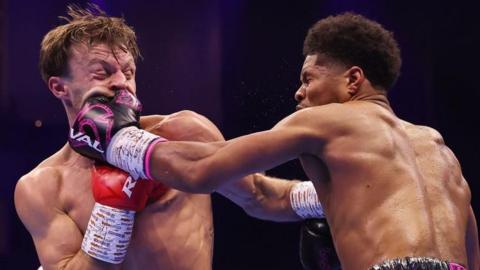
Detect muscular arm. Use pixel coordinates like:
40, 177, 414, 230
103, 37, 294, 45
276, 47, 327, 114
148, 108, 324, 193
152, 111, 305, 221
466, 206, 480, 270
217, 173, 302, 222
14, 171, 116, 270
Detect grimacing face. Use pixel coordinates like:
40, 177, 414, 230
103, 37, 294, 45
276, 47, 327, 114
294, 55, 350, 110
60, 42, 137, 112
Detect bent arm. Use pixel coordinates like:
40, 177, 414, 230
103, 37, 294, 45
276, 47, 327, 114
217, 173, 302, 222
466, 206, 480, 270
148, 111, 312, 221
14, 176, 118, 270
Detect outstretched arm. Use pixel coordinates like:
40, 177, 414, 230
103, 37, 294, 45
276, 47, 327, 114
69, 90, 326, 193
68, 90, 326, 193
148, 110, 321, 193
144, 112, 321, 222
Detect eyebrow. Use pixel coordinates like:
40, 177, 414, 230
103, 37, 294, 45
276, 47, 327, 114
121, 59, 136, 69
300, 68, 312, 82
87, 59, 136, 70
87, 59, 109, 68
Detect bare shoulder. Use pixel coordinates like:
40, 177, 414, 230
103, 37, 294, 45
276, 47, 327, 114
142, 111, 217, 129
139, 114, 168, 128
15, 158, 89, 268
404, 122, 465, 180
15, 165, 63, 233
141, 111, 223, 142
403, 121, 445, 145
266, 104, 363, 156
275, 103, 367, 137
16, 165, 63, 201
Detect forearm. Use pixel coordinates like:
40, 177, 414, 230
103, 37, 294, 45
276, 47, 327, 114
218, 173, 300, 222
43, 211, 129, 270
148, 141, 228, 193
54, 250, 120, 270
218, 173, 325, 222
34, 229, 121, 270
147, 133, 303, 193
245, 174, 302, 221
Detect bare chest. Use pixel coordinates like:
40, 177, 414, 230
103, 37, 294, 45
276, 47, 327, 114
58, 170, 214, 269
60, 170, 95, 232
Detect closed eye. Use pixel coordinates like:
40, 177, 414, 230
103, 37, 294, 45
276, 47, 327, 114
301, 76, 313, 86
94, 69, 107, 75
90, 62, 109, 79
123, 69, 134, 80
301, 72, 313, 85
92, 70, 108, 80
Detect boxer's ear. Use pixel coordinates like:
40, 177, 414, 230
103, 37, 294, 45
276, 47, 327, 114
344, 66, 364, 96
48, 76, 69, 99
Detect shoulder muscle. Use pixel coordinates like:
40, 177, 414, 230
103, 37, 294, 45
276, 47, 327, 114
15, 167, 85, 269
273, 104, 357, 154
143, 111, 223, 142
15, 167, 63, 234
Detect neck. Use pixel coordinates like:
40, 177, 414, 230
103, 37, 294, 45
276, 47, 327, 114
65, 107, 77, 128
351, 89, 393, 112
60, 143, 95, 168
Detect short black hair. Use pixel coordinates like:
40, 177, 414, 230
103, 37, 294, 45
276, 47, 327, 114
303, 12, 401, 91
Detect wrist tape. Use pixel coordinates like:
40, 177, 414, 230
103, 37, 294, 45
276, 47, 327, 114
290, 181, 325, 219
81, 203, 135, 264
106, 126, 166, 180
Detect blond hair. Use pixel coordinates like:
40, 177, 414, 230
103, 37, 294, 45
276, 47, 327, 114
39, 4, 140, 83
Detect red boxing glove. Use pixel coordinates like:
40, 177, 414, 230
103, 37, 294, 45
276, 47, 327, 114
92, 164, 154, 211
147, 181, 170, 205
82, 164, 154, 264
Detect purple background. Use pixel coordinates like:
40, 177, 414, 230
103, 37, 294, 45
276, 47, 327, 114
1, 1, 479, 269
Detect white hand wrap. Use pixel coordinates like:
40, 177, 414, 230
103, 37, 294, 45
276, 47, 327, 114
106, 126, 166, 180
290, 181, 325, 219
81, 203, 135, 264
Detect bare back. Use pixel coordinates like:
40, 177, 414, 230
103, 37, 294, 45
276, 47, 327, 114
299, 101, 471, 269
15, 113, 215, 270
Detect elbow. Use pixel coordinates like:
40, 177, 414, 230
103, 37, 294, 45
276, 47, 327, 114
241, 202, 265, 220
241, 202, 284, 222
236, 191, 271, 221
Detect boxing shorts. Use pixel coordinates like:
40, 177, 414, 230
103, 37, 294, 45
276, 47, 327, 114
369, 257, 465, 270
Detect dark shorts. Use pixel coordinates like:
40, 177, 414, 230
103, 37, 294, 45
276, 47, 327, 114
369, 257, 465, 270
